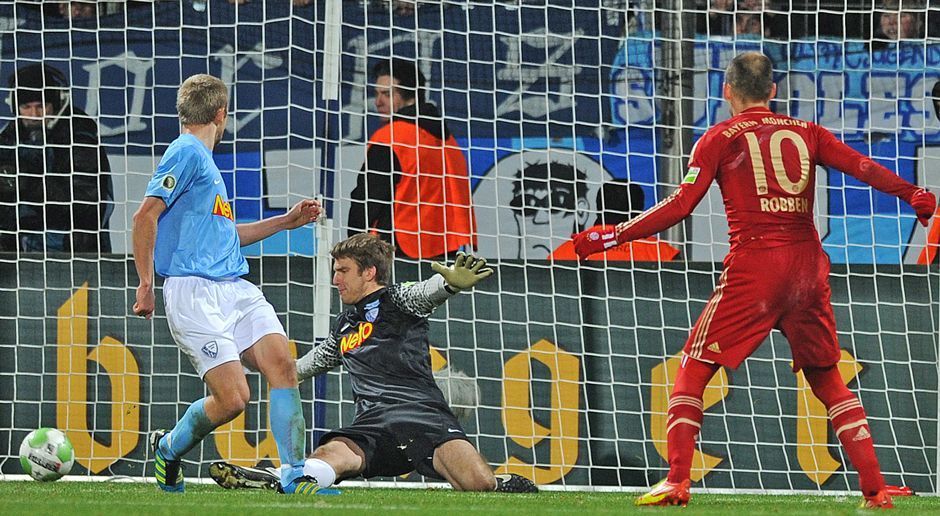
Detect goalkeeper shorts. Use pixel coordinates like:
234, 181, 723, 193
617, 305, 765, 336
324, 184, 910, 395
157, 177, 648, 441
163, 276, 286, 378
682, 239, 841, 372
319, 400, 469, 480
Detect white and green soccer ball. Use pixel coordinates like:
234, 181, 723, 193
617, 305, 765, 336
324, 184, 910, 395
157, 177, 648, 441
19, 427, 75, 482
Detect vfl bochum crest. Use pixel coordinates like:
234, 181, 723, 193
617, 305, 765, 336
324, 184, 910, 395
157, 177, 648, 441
202, 341, 218, 358
364, 300, 380, 322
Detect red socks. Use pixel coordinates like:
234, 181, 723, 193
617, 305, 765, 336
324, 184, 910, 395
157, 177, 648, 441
804, 365, 885, 496
666, 356, 720, 483
664, 359, 884, 496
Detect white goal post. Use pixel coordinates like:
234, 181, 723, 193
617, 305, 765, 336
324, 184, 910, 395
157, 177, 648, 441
0, 0, 938, 494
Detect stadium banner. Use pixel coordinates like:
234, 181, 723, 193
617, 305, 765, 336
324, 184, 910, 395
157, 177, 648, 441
0, 257, 935, 491
1, 3, 937, 262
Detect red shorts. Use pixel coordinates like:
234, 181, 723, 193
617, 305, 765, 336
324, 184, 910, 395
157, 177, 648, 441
683, 239, 840, 372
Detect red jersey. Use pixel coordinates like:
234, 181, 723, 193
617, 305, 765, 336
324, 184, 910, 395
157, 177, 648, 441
616, 107, 920, 250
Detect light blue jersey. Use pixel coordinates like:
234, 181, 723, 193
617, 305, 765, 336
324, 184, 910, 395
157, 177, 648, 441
145, 134, 248, 280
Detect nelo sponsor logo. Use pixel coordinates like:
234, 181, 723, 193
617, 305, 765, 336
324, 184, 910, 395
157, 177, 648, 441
212, 194, 234, 221
340, 322, 374, 354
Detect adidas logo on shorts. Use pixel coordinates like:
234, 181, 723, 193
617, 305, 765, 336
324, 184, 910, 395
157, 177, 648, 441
202, 341, 218, 358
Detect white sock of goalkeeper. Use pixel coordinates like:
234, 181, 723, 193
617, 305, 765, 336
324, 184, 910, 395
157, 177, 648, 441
303, 458, 337, 487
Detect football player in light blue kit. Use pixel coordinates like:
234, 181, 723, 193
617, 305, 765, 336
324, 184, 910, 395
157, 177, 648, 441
132, 74, 325, 495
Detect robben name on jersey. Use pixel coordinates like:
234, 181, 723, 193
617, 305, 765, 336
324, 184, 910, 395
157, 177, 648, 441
144, 134, 248, 280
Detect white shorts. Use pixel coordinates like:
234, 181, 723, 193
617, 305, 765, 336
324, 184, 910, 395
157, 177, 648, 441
163, 276, 286, 378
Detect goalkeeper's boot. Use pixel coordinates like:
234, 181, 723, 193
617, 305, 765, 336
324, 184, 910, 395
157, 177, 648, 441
209, 462, 280, 491
494, 473, 539, 493
282, 475, 342, 496
150, 430, 184, 493
860, 490, 894, 509
634, 478, 691, 507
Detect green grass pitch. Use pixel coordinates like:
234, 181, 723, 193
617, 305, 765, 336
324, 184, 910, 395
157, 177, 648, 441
2, 481, 940, 515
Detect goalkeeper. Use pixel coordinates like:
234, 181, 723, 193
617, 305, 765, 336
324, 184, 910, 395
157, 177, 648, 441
209, 233, 537, 494
573, 52, 936, 509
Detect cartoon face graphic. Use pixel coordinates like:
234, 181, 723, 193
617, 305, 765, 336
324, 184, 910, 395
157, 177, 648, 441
509, 162, 590, 259
472, 149, 613, 259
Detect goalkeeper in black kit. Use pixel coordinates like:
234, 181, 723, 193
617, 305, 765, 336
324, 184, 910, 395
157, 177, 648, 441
209, 233, 537, 494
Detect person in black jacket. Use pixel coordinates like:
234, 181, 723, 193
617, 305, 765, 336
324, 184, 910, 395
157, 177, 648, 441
0, 63, 113, 253
932, 80, 940, 123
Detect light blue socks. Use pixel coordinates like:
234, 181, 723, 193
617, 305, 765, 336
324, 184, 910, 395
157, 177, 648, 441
159, 398, 215, 460
269, 387, 307, 487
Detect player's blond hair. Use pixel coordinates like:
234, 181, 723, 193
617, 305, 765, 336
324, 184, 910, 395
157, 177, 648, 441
176, 74, 228, 126
331, 233, 395, 285
725, 52, 774, 103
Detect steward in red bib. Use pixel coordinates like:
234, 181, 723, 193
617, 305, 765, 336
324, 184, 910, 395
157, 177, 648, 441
348, 59, 476, 259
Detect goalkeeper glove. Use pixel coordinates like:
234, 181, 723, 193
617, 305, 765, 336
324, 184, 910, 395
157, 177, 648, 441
431, 252, 494, 291
909, 189, 936, 227
572, 225, 621, 259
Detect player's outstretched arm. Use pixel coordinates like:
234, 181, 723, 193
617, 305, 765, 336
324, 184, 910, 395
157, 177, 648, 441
237, 198, 321, 246
571, 182, 708, 259
388, 253, 494, 318
431, 252, 494, 291
296, 333, 342, 382
816, 127, 936, 226
131, 196, 166, 319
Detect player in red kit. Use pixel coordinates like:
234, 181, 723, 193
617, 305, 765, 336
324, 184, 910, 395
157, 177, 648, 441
573, 51, 936, 509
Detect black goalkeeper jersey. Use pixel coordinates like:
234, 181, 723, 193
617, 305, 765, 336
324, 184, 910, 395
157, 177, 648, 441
296, 276, 457, 411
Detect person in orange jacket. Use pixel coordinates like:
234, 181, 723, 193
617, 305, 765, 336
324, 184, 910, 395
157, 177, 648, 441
348, 58, 476, 260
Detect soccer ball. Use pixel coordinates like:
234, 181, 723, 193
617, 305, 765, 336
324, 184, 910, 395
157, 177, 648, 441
19, 428, 75, 481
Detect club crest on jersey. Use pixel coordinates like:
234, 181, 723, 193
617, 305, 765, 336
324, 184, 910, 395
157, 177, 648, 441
201, 341, 218, 358
212, 194, 234, 221
364, 300, 380, 322
340, 322, 374, 354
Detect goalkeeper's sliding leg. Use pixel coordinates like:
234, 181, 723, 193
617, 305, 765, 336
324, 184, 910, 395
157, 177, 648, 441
210, 435, 537, 494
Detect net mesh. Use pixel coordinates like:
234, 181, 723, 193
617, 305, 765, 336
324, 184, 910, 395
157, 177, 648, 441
0, 0, 938, 493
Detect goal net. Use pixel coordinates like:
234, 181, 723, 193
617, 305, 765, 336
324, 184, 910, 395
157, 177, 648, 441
0, 0, 938, 494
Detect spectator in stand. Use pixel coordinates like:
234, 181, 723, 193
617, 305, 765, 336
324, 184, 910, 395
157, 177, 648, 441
46, 1, 123, 18
735, 12, 762, 36
917, 80, 940, 264
739, 0, 787, 39
698, 0, 787, 39
929, 5, 940, 38
933, 80, 940, 122
58, 1, 95, 18
0, 64, 113, 253
873, 0, 925, 49
697, 0, 735, 36
226, 0, 315, 6
348, 58, 476, 260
